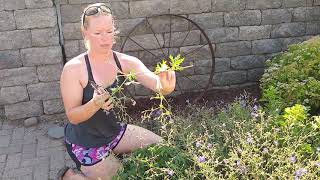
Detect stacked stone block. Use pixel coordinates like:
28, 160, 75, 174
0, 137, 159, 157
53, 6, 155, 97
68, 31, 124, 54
0, 0, 64, 122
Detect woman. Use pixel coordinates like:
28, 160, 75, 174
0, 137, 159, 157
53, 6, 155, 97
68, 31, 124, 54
59, 3, 176, 180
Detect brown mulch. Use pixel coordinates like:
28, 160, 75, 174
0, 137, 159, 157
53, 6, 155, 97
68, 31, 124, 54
125, 83, 262, 118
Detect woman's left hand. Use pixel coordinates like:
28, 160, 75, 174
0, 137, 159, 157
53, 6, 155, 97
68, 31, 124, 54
158, 70, 176, 95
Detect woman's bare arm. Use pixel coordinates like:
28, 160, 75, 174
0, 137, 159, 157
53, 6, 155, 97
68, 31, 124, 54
60, 61, 101, 125
120, 54, 176, 95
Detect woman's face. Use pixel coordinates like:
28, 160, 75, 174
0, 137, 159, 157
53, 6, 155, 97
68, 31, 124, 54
83, 15, 114, 54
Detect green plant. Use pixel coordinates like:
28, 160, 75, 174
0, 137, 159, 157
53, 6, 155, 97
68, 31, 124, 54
104, 54, 189, 124
154, 54, 190, 74
260, 36, 320, 114
114, 144, 195, 180
114, 95, 320, 179
224, 104, 320, 179
107, 49, 320, 179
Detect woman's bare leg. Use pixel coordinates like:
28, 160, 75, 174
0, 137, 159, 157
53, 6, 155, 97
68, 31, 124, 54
62, 168, 92, 180
64, 124, 160, 180
63, 153, 121, 180
80, 153, 122, 180
113, 124, 163, 154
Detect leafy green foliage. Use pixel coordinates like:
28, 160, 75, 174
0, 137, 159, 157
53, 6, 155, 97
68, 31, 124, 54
260, 37, 320, 114
111, 39, 320, 179
115, 97, 320, 179
169, 54, 185, 71
155, 54, 189, 74
114, 144, 195, 180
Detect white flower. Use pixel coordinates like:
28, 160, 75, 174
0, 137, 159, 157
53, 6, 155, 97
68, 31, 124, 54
262, 148, 269, 154
167, 169, 174, 176
247, 137, 254, 144
196, 141, 201, 148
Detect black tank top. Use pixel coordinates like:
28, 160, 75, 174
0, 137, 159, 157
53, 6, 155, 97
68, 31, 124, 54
65, 52, 125, 148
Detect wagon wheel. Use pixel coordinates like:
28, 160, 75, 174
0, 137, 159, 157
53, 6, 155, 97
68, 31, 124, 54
120, 14, 215, 106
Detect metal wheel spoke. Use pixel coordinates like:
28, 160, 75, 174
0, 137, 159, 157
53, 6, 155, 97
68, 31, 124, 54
175, 77, 184, 94
146, 17, 167, 58
179, 72, 204, 90
121, 14, 215, 103
178, 24, 194, 48
182, 44, 207, 58
167, 15, 172, 57
128, 37, 163, 62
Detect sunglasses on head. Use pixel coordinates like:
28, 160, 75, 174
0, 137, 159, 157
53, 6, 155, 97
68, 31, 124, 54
82, 4, 112, 26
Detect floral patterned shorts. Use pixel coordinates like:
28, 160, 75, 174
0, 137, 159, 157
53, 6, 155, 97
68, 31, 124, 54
65, 123, 127, 170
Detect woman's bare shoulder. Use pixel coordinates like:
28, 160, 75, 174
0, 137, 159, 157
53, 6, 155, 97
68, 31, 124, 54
114, 51, 139, 62
113, 51, 141, 73
63, 53, 86, 72
61, 53, 88, 87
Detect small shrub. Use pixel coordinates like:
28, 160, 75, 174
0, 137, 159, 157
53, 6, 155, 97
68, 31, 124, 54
260, 36, 320, 114
114, 144, 196, 180
114, 99, 320, 179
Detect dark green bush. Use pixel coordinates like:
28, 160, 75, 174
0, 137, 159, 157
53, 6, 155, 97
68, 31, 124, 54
260, 36, 320, 114
114, 144, 195, 180
114, 101, 320, 179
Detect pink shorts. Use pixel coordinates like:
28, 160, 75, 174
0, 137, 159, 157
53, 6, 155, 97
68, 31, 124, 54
65, 123, 127, 169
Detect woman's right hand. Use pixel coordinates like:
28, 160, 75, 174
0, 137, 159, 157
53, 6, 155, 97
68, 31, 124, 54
92, 87, 113, 111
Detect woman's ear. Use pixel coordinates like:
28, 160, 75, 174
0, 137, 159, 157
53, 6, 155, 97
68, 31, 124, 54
82, 30, 88, 39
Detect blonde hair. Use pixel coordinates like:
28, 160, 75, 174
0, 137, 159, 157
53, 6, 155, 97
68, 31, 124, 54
81, 3, 119, 49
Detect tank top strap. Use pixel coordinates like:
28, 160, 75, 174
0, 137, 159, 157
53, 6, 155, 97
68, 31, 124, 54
84, 54, 94, 82
113, 51, 123, 72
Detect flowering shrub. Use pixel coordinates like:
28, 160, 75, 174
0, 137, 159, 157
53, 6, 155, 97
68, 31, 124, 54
115, 145, 195, 179
260, 36, 320, 115
112, 39, 320, 178
114, 96, 320, 179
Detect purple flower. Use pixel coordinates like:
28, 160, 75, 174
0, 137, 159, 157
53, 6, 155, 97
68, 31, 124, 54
207, 143, 212, 148
167, 170, 174, 176
151, 109, 162, 118
223, 159, 229, 164
235, 160, 247, 174
236, 160, 241, 166
198, 156, 206, 163
239, 165, 247, 174
295, 168, 308, 179
290, 155, 297, 164
315, 162, 320, 167
253, 105, 259, 111
240, 100, 246, 108
251, 112, 259, 118
196, 142, 201, 148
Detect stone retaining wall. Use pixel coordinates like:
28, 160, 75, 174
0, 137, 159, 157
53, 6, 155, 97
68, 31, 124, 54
1, 0, 320, 121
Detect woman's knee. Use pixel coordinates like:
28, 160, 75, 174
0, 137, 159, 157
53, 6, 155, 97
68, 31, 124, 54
113, 124, 162, 154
